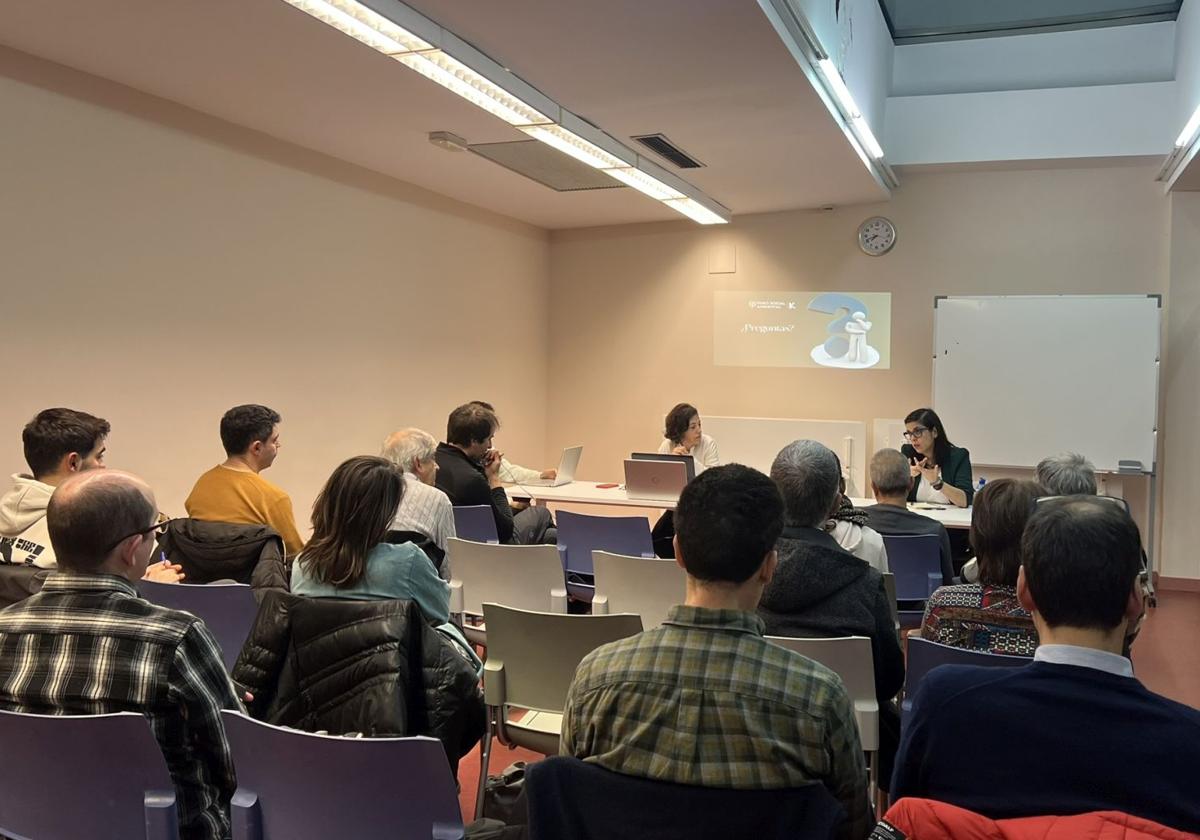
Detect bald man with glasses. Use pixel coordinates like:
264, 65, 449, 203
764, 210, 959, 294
0, 471, 243, 840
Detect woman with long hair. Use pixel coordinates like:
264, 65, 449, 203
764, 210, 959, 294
902, 407, 973, 509
919, 478, 1045, 655
291, 455, 450, 624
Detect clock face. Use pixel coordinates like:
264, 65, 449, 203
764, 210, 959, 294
858, 216, 896, 256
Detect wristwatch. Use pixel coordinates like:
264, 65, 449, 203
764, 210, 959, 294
930, 476, 944, 491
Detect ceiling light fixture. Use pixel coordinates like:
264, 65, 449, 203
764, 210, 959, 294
759, 0, 897, 189
279, 0, 729, 224
1175, 104, 1200, 149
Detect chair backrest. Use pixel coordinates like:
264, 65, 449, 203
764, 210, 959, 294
138, 579, 258, 670
881, 572, 899, 626
222, 711, 464, 840
0, 710, 177, 840
881, 533, 942, 600
452, 505, 499, 543
448, 539, 566, 617
556, 510, 653, 576
525, 756, 844, 840
592, 551, 684, 630
482, 603, 642, 713
903, 636, 1029, 714
0, 564, 49, 607
765, 635, 876, 708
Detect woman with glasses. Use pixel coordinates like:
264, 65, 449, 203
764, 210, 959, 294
902, 407, 973, 508
919, 479, 1045, 656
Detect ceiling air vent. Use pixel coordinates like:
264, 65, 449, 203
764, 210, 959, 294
632, 134, 705, 169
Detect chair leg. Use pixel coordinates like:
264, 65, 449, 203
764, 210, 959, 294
869, 750, 881, 819
474, 711, 494, 821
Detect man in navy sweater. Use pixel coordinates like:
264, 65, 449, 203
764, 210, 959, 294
891, 495, 1200, 834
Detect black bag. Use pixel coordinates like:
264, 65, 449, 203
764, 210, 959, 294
482, 762, 529, 826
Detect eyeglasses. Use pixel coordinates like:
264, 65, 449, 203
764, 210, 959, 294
102, 516, 180, 554
902, 426, 928, 440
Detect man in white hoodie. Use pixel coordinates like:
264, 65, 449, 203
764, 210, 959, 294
0, 408, 110, 568
0, 408, 179, 582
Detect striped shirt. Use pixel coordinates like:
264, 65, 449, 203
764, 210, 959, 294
0, 572, 242, 840
392, 474, 456, 578
561, 605, 872, 840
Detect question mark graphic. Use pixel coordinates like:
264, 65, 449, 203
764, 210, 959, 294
807, 293, 869, 358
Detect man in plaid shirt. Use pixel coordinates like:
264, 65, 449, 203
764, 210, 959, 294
0, 470, 243, 840
561, 464, 872, 840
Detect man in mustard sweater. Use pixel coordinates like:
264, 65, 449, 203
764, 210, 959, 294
185, 405, 304, 557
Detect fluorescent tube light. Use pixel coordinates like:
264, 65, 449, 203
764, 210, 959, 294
851, 116, 884, 159
604, 167, 686, 201
663, 197, 729, 225
817, 58, 860, 118
520, 125, 632, 170
393, 51, 552, 126
1175, 104, 1200, 149
282, 0, 432, 55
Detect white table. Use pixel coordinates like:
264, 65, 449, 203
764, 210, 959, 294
507, 481, 676, 511
506, 483, 972, 529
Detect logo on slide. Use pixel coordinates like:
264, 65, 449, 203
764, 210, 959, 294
807, 293, 880, 369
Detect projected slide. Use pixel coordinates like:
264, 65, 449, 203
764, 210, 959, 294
713, 291, 892, 369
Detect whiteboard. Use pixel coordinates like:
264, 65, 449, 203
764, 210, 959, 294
703, 416, 867, 496
932, 295, 1160, 473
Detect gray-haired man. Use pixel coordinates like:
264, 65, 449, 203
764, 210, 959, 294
382, 427, 456, 579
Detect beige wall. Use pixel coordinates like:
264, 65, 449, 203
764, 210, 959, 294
547, 164, 1174, 567
1161, 192, 1200, 580
0, 48, 551, 534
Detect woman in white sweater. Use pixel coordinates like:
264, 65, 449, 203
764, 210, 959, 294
657, 403, 720, 474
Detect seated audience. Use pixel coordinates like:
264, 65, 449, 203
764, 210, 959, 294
381, 427, 456, 578
435, 403, 554, 545
758, 440, 904, 782
919, 479, 1044, 656
892, 496, 1200, 834
469, 400, 558, 484
863, 448, 953, 585
0, 470, 241, 840
1, 408, 180, 582
291, 456, 450, 625
961, 451, 1098, 584
185, 404, 304, 556
827, 471, 888, 573
561, 464, 871, 840
1035, 451, 1098, 495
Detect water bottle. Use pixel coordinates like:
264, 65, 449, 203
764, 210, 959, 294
975, 477, 986, 493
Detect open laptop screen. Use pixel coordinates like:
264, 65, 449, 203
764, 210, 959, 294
630, 452, 695, 482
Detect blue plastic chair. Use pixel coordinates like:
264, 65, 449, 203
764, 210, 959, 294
138, 579, 258, 671
556, 510, 653, 600
902, 636, 1029, 720
222, 711, 464, 839
0, 710, 177, 839
452, 505, 500, 543
881, 533, 942, 627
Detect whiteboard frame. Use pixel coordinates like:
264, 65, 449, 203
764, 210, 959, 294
931, 294, 1161, 475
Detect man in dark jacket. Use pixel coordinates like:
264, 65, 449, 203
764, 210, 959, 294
863, 448, 954, 585
434, 403, 554, 545
759, 439, 905, 784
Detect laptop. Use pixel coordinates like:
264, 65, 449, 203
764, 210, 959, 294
624, 458, 689, 502
518, 445, 583, 487
630, 451, 696, 482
